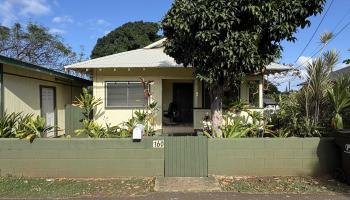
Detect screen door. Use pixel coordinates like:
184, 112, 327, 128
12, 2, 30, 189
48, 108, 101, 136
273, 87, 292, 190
40, 86, 56, 137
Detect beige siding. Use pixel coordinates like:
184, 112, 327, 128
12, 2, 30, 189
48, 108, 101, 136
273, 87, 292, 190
93, 68, 193, 133
93, 68, 264, 132
3, 65, 84, 135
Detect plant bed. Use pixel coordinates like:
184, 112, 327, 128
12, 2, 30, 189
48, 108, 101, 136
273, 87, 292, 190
218, 176, 350, 194
0, 176, 155, 198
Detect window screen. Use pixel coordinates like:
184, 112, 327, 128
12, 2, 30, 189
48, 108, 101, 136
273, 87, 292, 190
106, 82, 146, 107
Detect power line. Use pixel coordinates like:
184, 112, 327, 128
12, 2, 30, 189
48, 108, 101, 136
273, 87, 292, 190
294, 0, 334, 63
284, 19, 350, 87
294, 19, 350, 70
333, 8, 350, 32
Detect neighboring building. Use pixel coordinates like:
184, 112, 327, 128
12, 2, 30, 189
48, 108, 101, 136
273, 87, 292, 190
0, 55, 91, 136
65, 39, 290, 134
330, 65, 350, 80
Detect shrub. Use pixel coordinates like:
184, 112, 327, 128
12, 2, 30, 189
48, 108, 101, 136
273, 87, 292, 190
72, 87, 102, 122
0, 112, 56, 142
16, 116, 56, 142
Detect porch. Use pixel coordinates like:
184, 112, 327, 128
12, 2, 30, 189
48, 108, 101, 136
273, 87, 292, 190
160, 78, 264, 135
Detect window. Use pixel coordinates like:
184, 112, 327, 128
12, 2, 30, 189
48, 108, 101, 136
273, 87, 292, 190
106, 81, 146, 107
248, 80, 260, 108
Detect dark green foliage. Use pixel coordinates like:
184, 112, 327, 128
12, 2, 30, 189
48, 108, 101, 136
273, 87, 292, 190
17, 116, 56, 143
327, 74, 350, 129
0, 112, 32, 138
268, 93, 321, 137
162, 0, 325, 137
72, 87, 102, 122
265, 80, 280, 95
91, 21, 162, 58
162, 0, 325, 85
0, 112, 56, 142
0, 23, 77, 70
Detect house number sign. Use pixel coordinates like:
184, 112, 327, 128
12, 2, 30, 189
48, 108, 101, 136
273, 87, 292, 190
153, 140, 164, 148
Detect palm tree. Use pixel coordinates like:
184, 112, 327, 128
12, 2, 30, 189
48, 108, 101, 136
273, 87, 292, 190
327, 75, 350, 129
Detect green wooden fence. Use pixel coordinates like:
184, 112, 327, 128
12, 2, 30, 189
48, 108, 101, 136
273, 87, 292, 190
164, 136, 208, 177
65, 104, 83, 135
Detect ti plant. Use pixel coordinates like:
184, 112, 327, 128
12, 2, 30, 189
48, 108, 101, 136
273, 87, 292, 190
0, 112, 33, 138
327, 74, 350, 129
16, 116, 56, 143
75, 120, 107, 138
72, 87, 102, 122
0, 112, 23, 138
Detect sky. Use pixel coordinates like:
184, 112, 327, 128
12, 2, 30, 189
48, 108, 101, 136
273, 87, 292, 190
0, 0, 349, 90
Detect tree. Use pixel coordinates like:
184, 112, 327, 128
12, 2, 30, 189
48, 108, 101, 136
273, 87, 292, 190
265, 80, 280, 95
162, 0, 326, 137
0, 23, 77, 70
91, 21, 162, 59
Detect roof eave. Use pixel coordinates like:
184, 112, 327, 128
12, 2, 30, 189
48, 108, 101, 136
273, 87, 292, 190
0, 55, 91, 83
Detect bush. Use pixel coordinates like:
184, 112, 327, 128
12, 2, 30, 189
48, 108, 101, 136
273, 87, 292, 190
74, 102, 158, 138
0, 112, 56, 142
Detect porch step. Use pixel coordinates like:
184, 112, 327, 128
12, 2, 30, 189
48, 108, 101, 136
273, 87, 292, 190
154, 177, 221, 192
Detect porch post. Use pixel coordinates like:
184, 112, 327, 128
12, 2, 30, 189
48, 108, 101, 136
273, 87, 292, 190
193, 79, 202, 108
153, 78, 163, 134
0, 63, 3, 117
259, 78, 264, 108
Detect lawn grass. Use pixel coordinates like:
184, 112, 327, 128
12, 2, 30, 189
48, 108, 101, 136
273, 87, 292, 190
0, 176, 155, 198
219, 176, 350, 194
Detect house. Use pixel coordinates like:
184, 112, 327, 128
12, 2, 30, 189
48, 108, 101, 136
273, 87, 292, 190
0, 55, 91, 136
330, 65, 350, 80
65, 39, 290, 134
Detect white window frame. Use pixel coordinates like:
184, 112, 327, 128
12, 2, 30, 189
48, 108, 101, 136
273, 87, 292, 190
105, 81, 147, 108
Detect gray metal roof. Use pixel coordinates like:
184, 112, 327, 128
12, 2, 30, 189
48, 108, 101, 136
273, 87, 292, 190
0, 55, 91, 84
330, 65, 350, 80
65, 39, 291, 73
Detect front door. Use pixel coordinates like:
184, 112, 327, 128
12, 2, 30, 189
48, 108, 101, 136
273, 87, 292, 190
40, 86, 56, 137
173, 83, 193, 123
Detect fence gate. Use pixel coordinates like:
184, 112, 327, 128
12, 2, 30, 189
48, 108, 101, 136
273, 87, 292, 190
165, 136, 208, 177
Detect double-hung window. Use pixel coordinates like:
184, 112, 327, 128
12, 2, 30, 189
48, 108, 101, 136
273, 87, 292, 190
105, 81, 146, 107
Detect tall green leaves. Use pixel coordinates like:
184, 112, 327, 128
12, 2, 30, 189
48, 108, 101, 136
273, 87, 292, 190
302, 50, 338, 125
327, 75, 350, 129
0, 112, 55, 142
17, 116, 56, 143
72, 88, 102, 122
0, 112, 32, 138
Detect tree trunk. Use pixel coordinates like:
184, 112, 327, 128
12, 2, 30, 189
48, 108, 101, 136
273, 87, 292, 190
210, 84, 224, 138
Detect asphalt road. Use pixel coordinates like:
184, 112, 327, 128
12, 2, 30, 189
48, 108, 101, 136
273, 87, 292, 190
2, 192, 350, 200
121, 192, 350, 200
